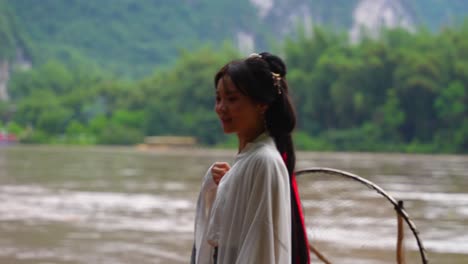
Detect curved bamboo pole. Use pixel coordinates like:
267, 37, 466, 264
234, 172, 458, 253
397, 200, 406, 264
296, 167, 428, 264
308, 244, 332, 264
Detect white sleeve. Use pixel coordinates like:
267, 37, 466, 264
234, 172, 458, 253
211, 153, 291, 264
234, 157, 291, 264
193, 165, 218, 263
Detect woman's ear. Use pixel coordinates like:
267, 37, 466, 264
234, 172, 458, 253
257, 103, 268, 115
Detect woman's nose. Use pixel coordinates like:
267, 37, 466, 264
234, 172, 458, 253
216, 101, 226, 112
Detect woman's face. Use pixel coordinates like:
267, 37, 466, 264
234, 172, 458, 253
215, 76, 265, 136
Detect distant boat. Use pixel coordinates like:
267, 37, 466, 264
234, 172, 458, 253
0, 132, 17, 145
137, 136, 197, 150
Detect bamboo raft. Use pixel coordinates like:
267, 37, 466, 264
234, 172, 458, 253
137, 136, 197, 149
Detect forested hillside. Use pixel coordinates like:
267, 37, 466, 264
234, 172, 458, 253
3, 0, 467, 77
0, 0, 467, 153
0, 1, 30, 61
2, 0, 353, 77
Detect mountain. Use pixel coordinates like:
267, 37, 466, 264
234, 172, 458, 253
0, 1, 31, 100
1, 0, 467, 79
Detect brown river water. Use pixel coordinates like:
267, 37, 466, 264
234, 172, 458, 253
0, 145, 467, 263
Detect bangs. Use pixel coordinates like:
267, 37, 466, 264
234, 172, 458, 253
214, 58, 268, 103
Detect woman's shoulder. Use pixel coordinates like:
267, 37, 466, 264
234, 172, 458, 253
248, 140, 285, 168
245, 142, 289, 187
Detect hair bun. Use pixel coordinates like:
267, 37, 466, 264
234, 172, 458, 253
259, 52, 287, 77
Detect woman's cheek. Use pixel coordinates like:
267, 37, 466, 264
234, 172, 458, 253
230, 101, 242, 113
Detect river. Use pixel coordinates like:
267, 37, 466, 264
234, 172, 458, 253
0, 145, 467, 263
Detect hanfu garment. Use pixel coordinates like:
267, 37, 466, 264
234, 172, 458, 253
192, 133, 291, 264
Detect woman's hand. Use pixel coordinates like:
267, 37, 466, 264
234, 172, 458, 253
211, 162, 231, 185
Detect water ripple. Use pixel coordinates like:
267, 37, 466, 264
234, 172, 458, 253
0, 185, 194, 233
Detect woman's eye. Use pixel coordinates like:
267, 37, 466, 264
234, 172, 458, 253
215, 96, 221, 102
228, 97, 237, 102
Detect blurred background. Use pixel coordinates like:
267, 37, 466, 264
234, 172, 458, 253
0, 0, 467, 263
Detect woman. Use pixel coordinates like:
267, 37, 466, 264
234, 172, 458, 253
192, 52, 310, 264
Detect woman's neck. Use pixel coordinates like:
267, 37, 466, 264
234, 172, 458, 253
237, 127, 266, 153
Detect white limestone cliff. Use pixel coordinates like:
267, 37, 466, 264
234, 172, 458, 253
350, 0, 415, 42
243, 0, 416, 52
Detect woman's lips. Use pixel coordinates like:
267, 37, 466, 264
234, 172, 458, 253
220, 117, 232, 125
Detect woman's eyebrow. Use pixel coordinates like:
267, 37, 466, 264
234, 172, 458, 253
225, 88, 239, 95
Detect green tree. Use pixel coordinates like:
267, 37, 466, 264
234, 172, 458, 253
140, 46, 238, 144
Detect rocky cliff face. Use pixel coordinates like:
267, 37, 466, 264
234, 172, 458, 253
350, 0, 415, 42
252, 1, 315, 33
237, 0, 314, 53
0, 48, 32, 102
0, 60, 9, 101
244, 0, 415, 51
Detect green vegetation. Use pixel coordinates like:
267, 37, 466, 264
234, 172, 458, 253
1, 0, 467, 153
411, 0, 468, 29
1, 23, 467, 153
5, 0, 258, 77
0, 1, 31, 60
284, 25, 468, 153
6, 0, 466, 78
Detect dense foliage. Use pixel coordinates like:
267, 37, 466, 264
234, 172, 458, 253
1, 0, 467, 153
0, 1, 31, 60
1, 23, 467, 153
411, 0, 468, 29
4, 0, 258, 77
284, 25, 468, 153
4, 0, 467, 78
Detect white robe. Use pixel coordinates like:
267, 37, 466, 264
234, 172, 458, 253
193, 133, 291, 264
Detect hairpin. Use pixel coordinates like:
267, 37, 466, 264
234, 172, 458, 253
271, 72, 282, 94
248, 53, 261, 59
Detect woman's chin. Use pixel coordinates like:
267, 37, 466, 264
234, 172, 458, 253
222, 126, 235, 134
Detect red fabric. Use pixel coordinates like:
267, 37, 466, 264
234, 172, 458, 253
291, 173, 310, 263
282, 153, 310, 264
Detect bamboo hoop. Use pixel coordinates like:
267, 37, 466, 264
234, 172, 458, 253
397, 200, 406, 264
296, 167, 428, 264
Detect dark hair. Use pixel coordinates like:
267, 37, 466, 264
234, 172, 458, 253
214, 52, 296, 175
214, 52, 310, 263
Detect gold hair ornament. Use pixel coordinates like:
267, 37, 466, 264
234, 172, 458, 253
271, 72, 282, 94
248, 53, 283, 95
248, 53, 261, 58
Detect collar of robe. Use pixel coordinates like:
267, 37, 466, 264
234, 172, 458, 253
235, 132, 272, 161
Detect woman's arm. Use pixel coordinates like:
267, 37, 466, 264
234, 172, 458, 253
193, 162, 230, 263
